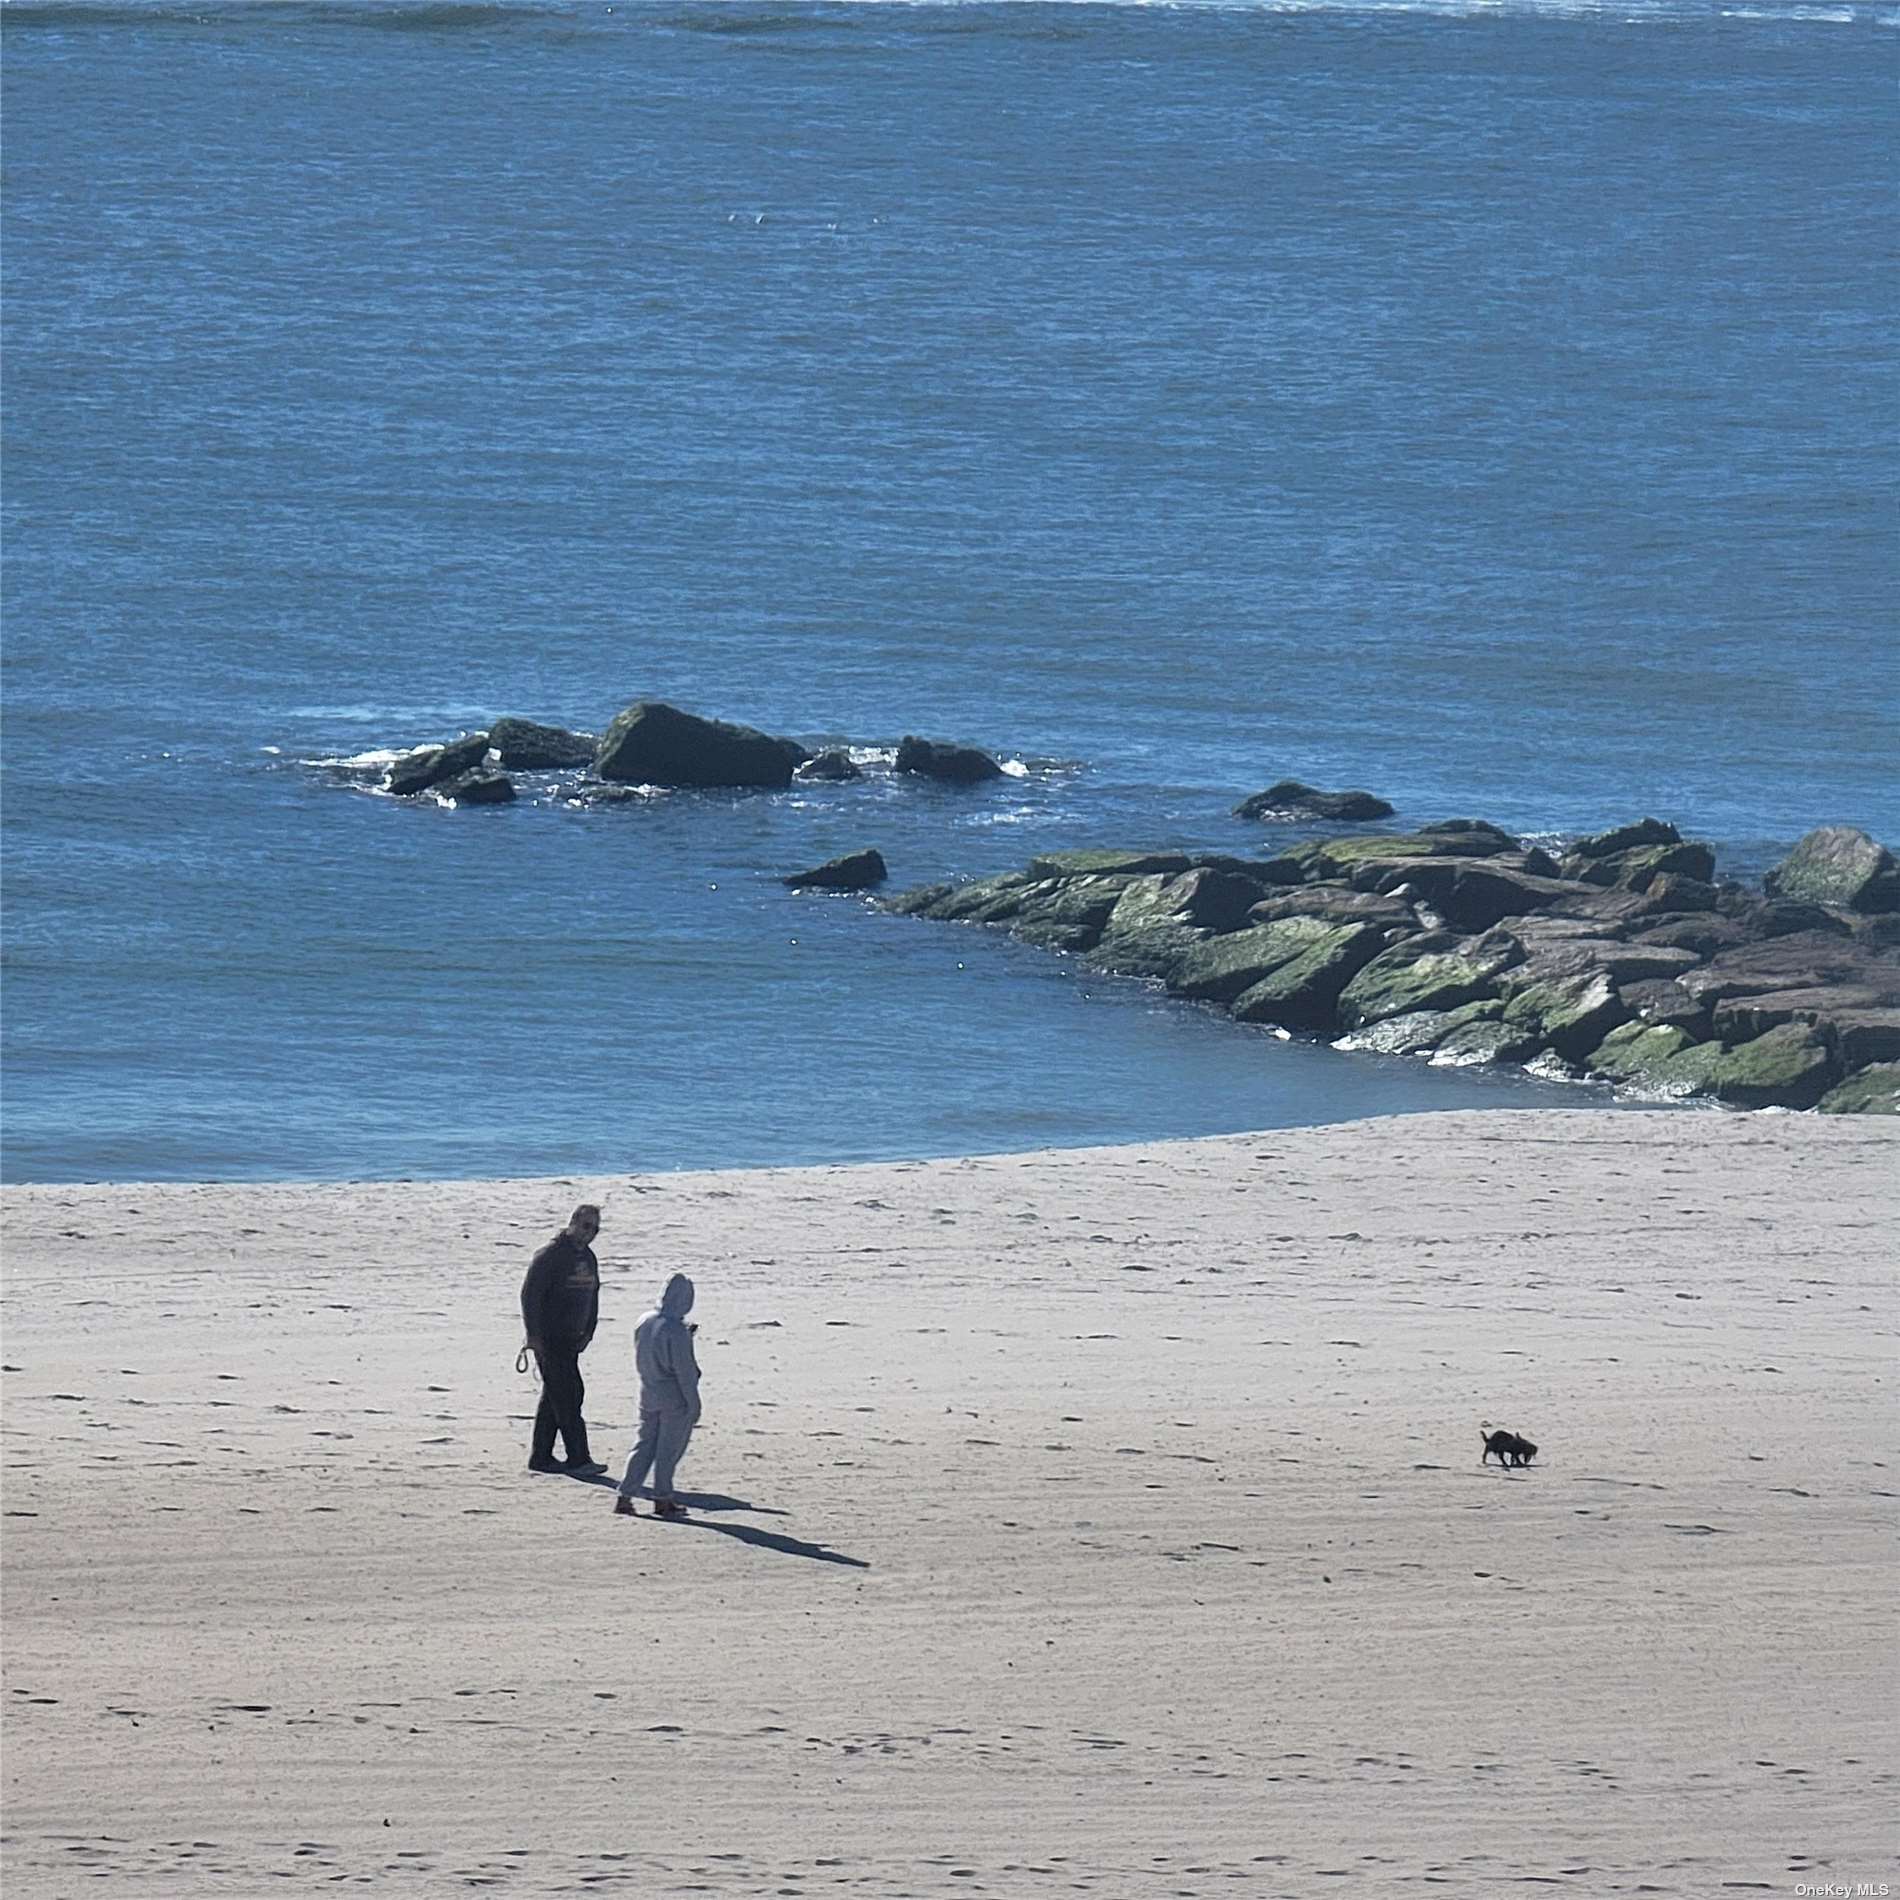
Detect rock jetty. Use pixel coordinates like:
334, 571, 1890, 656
885, 821, 1900, 1114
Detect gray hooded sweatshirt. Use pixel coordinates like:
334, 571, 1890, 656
633, 1273, 701, 1417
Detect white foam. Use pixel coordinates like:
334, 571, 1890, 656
301, 747, 404, 769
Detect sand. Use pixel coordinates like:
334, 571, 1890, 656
2, 1108, 1895, 1897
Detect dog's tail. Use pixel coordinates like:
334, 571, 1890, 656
1479, 1420, 1496, 1439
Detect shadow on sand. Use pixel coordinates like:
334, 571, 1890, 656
671, 1515, 869, 1569
559, 1473, 866, 1567
566, 1474, 787, 1518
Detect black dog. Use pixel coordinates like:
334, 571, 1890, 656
1481, 1423, 1538, 1468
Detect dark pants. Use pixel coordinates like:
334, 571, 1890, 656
531, 1341, 592, 1465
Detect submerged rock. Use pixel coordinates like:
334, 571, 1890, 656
1765, 826, 1900, 914
783, 848, 887, 891
385, 732, 491, 797
894, 736, 1004, 785
487, 718, 595, 770
795, 749, 864, 783
1234, 780, 1395, 822
448, 773, 516, 806
595, 701, 804, 789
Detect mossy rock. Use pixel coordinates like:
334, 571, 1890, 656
1652, 1023, 1839, 1109
1171, 917, 1342, 1004
1766, 826, 1900, 914
930, 871, 1044, 925
1335, 999, 1504, 1057
1227, 923, 1390, 1029
880, 882, 953, 917
1583, 1020, 1702, 1086
1284, 830, 1515, 882
1818, 1063, 1900, 1114
1010, 877, 1132, 950
1026, 849, 1192, 881
1337, 945, 1503, 1029
1431, 1018, 1546, 1067
1499, 969, 1630, 1062
1568, 818, 1681, 859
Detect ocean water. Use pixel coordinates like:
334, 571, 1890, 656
2, 0, 1895, 1183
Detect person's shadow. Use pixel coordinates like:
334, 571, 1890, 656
570, 1476, 867, 1568
673, 1515, 869, 1570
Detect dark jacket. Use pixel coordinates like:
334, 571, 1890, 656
520, 1232, 600, 1349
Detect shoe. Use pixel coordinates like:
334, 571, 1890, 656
612, 1496, 637, 1516
527, 1456, 563, 1474
563, 1460, 608, 1478
652, 1497, 687, 1519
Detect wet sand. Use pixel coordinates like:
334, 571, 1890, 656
2, 1109, 1895, 1896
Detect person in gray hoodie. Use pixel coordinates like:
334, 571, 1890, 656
613, 1272, 701, 1518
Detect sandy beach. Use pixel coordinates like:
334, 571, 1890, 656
2, 1108, 1894, 1896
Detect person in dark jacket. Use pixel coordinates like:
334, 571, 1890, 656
520, 1203, 603, 1475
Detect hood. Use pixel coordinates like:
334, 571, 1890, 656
660, 1272, 695, 1319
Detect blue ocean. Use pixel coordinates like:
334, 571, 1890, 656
2, 0, 1895, 1183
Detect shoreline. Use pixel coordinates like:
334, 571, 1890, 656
4, 1108, 1895, 1894
0, 1084, 1689, 1194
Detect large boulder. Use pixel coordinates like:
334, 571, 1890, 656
385, 731, 491, 797
1764, 826, 1900, 914
1818, 1064, 1900, 1114
1234, 781, 1394, 823
894, 736, 1004, 785
1498, 968, 1630, 1063
1430, 1018, 1547, 1067
487, 718, 595, 770
1085, 870, 1251, 982
1583, 1021, 1703, 1087
1171, 919, 1342, 1005
911, 870, 1043, 926
1227, 924, 1394, 1029
1371, 858, 1580, 933
1279, 828, 1518, 883
1562, 840, 1717, 890
1170, 916, 1386, 1013
1505, 936, 1701, 990
1618, 978, 1714, 1037
595, 701, 801, 789
1027, 849, 1193, 881
1248, 886, 1420, 931
1009, 877, 1134, 952
796, 749, 864, 784
783, 848, 888, 892
1566, 818, 1681, 859
1336, 937, 1516, 1030
1676, 931, 1900, 1012
1649, 1024, 1840, 1110
1335, 1000, 1505, 1058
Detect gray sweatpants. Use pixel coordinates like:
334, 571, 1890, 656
618, 1404, 695, 1501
